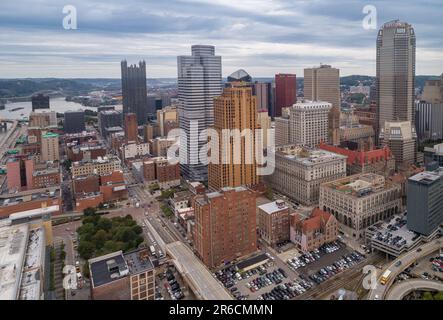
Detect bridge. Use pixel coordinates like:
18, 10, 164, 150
368, 238, 443, 300
386, 279, 443, 300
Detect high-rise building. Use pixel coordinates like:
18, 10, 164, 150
379, 121, 417, 169
29, 110, 57, 128
415, 75, 443, 142
274, 74, 296, 117
254, 82, 272, 112
304, 65, 341, 146
193, 186, 257, 269
289, 101, 332, 147
257, 110, 271, 149
64, 110, 85, 134
6, 156, 34, 192
124, 113, 138, 143
31, 94, 50, 111
177, 45, 222, 181
157, 105, 178, 137
41, 132, 60, 162
121, 60, 148, 125
407, 167, 443, 236
208, 83, 259, 190
98, 110, 123, 138
376, 20, 416, 140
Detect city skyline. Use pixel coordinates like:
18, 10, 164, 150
0, 0, 442, 78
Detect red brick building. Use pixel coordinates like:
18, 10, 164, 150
318, 142, 395, 177
32, 168, 61, 189
124, 113, 138, 143
275, 74, 297, 117
193, 186, 257, 269
73, 175, 100, 195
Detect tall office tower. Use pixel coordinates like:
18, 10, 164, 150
254, 82, 271, 111
407, 167, 443, 236
41, 132, 60, 162
31, 94, 50, 111
275, 74, 296, 117
376, 20, 416, 143
193, 186, 257, 269
415, 74, 443, 142
257, 110, 271, 149
208, 83, 259, 190
124, 113, 138, 143
29, 110, 57, 128
121, 60, 148, 125
289, 101, 332, 147
177, 45, 222, 182
379, 121, 417, 169
304, 65, 341, 146
64, 110, 85, 134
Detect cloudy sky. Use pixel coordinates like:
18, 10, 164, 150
0, 0, 442, 78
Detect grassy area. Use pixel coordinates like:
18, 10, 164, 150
161, 205, 174, 218
422, 291, 443, 300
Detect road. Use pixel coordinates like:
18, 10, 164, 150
368, 238, 443, 300
386, 279, 443, 300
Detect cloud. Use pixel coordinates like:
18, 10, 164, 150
0, 0, 441, 78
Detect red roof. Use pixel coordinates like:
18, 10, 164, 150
318, 143, 392, 167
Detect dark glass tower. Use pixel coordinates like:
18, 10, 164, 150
121, 60, 148, 125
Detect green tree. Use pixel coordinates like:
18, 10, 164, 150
92, 229, 108, 249
83, 207, 97, 216
96, 217, 112, 231
78, 241, 95, 260
132, 225, 143, 235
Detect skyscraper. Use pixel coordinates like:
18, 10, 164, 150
208, 82, 259, 190
121, 60, 148, 125
177, 45, 222, 182
124, 113, 138, 143
304, 65, 341, 146
376, 20, 416, 141
64, 110, 85, 134
275, 74, 296, 117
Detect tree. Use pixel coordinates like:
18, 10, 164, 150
92, 229, 108, 249
96, 217, 112, 232
83, 207, 97, 216
78, 241, 95, 260
132, 225, 143, 235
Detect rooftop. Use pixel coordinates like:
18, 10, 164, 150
258, 200, 288, 215
124, 249, 154, 275
0, 187, 60, 208
323, 173, 390, 198
89, 251, 129, 288
409, 168, 443, 185
276, 145, 347, 166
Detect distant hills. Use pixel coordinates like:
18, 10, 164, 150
0, 75, 439, 99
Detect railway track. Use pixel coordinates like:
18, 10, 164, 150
295, 253, 385, 300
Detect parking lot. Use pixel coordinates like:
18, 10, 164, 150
214, 241, 367, 300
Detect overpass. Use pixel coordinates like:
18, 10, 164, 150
386, 279, 443, 300
166, 241, 232, 300
368, 238, 443, 300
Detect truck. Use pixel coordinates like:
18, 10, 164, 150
380, 269, 392, 285
149, 245, 156, 256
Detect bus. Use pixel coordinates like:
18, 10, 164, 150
380, 269, 392, 285
149, 245, 156, 256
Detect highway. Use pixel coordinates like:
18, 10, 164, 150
386, 279, 443, 300
368, 238, 443, 300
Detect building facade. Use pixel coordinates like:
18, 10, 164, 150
267, 145, 347, 205
319, 173, 402, 239
177, 45, 222, 182
64, 110, 86, 134
274, 74, 296, 117
208, 83, 259, 190
407, 168, 443, 236
193, 187, 257, 269
121, 60, 149, 125
257, 200, 290, 247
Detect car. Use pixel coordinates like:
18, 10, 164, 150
395, 261, 402, 267
417, 248, 422, 252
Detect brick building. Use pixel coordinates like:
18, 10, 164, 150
257, 200, 290, 247
290, 208, 338, 252
193, 186, 257, 269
